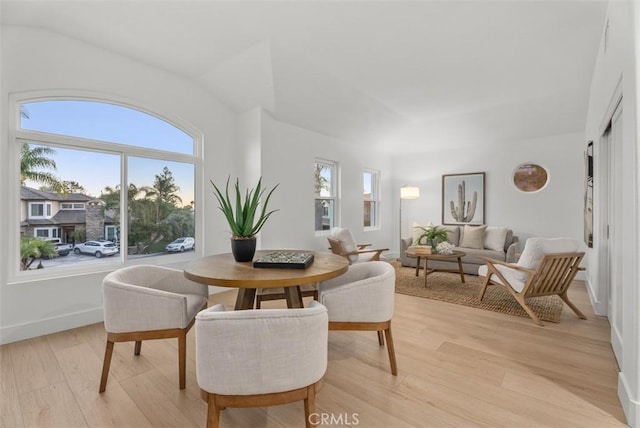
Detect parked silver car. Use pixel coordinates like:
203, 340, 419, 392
74, 240, 119, 258
165, 237, 195, 252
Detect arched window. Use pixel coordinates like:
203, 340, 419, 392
16, 98, 200, 274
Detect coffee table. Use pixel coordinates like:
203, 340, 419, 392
404, 248, 466, 287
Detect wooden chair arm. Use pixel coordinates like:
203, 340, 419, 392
357, 243, 372, 249
478, 256, 536, 274
345, 248, 389, 256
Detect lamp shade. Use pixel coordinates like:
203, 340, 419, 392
400, 186, 420, 200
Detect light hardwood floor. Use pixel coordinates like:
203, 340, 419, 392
0, 279, 627, 427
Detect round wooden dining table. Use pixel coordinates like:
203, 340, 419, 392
183, 250, 349, 310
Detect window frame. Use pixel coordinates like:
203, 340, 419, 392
60, 203, 85, 210
34, 227, 61, 239
8, 91, 204, 282
314, 159, 339, 234
29, 202, 52, 219
363, 168, 380, 230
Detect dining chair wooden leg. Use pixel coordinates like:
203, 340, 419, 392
134, 340, 142, 356
178, 330, 187, 389
206, 394, 220, 428
99, 340, 115, 393
384, 326, 398, 376
377, 331, 384, 346
304, 384, 316, 428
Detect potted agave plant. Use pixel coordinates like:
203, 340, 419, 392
211, 176, 279, 262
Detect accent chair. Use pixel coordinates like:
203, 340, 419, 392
328, 227, 388, 264
99, 264, 208, 392
478, 237, 586, 326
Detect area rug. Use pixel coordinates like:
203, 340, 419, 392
391, 261, 564, 323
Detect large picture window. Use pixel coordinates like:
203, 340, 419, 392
16, 98, 198, 273
314, 160, 338, 232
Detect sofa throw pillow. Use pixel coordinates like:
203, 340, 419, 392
459, 225, 487, 249
484, 226, 508, 252
442, 226, 460, 246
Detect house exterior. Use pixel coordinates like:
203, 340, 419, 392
20, 186, 117, 243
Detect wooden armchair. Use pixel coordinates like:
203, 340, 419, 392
327, 227, 388, 264
477, 237, 586, 326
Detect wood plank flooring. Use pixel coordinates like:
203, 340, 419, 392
0, 279, 626, 427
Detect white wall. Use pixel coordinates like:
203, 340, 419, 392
0, 26, 238, 344
584, 1, 639, 425
392, 132, 586, 255
258, 111, 394, 253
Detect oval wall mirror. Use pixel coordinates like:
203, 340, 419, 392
513, 163, 548, 192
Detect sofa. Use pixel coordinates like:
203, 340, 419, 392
400, 224, 519, 275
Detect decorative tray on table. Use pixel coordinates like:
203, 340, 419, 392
253, 251, 315, 269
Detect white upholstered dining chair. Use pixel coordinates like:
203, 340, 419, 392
318, 261, 398, 375
100, 265, 208, 392
195, 301, 328, 428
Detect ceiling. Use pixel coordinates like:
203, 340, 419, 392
1, 1, 608, 154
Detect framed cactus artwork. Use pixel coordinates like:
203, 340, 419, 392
442, 172, 485, 225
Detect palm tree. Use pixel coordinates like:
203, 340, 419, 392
20, 143, 64, 191
20, 237, 57, 270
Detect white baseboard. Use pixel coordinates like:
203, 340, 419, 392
0, 288, 230, 345
619, 372, 639, 427
585, 276, 608, 316
0, 307, 104, 345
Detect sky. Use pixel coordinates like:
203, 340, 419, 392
21, 100, 195, 205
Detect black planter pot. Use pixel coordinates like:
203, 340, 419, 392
231, 237, 257, 262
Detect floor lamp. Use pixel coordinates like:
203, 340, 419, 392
400, 185, 420, 252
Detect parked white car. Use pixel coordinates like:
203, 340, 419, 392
74, 240, 119, 258
165, 237, 195, 252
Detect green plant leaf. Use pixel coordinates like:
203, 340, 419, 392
413, 225, 449, 245
210, 176, 279, 238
